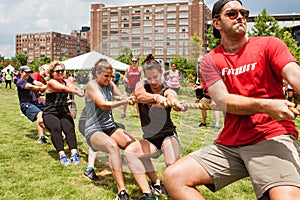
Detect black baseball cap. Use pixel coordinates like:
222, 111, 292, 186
212, 0, 242, 38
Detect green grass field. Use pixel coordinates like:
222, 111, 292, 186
0, 84, 299, 200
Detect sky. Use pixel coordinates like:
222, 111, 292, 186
0, 0, 299, 58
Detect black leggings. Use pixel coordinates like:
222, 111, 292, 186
43, 113, 77, 152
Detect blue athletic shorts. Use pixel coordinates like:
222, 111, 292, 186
21, 103, 42, 122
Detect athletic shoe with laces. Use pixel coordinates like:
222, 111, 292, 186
37, 135, 47, 144
70, 153, 80, 165
60, 155, 70, 166
140, 193, 158, 200
150, 182, 169, 197
150, 183, 162, 196
115, 190, 130, 200
84, 168, 101, 181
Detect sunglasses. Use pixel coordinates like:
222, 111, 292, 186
25, 71, 32, 74
224, 9, 249, 20
132, 61, 137, 63
54, 69, 65, 73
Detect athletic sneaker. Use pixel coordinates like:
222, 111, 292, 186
115, 190, 129, 200
140, 193, 158, 200
151, 182, 169, 196
150, 183, 161, 196
70, 153, 80, 165
84, 168, 101, 181
60, 155, 70, 166
198, 122, 206, 127
37, 135, 47, 144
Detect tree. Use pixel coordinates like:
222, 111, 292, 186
116, 46, 133, 65
11, 53, 28, 69
205, 26, 221, 51
248, 9, 300, 63
276, 27, 300, 63
248, 8, 279, 36
189, 33, 204, 66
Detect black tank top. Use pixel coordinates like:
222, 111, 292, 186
43, 81, 70, 116
138, 81, 176, 140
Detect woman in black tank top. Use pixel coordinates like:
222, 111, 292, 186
42, 62, 83, 166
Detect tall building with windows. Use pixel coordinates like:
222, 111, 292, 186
16, 30, 90, 63
90, 0, 211, 62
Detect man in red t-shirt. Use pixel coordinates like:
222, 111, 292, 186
163, 0, 300, 199
31, 64, 48, 104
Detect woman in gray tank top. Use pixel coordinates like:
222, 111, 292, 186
84, 58, 136, 200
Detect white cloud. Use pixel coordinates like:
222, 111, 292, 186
0, 0, 299, 58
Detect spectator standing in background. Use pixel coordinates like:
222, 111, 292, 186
164, 63, 181, 94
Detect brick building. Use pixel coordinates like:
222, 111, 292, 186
90, 0, 211, 62
16, 29, 90, 63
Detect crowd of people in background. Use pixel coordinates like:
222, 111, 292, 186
2, 0, 300, 198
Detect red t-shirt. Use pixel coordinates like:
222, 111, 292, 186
125, 66, 141, 88
31, 72, 47, 85
201, 36, 298, 146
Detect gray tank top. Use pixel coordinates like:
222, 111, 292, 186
84, 80, 115, 138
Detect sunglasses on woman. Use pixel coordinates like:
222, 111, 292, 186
54, 69, 65, 73
224, 9, 250, 20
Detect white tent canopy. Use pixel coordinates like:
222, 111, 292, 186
62, 51, 128, 71
3, 64, 15, 73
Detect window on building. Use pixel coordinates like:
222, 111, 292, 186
122, 16, 129, 20
102, 11, 108, 16
132, 16, 140, 20
132, 22, 140, 26
121, 29, 129, 34
111, 16, 118, 22
167, 28, 176, 33
179, 20, 188, 25
102, 24, 107, 29
110, 23, 118, 28
132, 8, 140, 13
179, 5, 188, 11
143, 42, 152, 46
122, 23, 129, 28
144, 21, 152, 26
143, 28, 152, 34
102, 44, 107, 49
122, 9, 129, 14
167, 48, 176, 55
155, 41, 164, 46
144, 15, 152, 20
179, 13, 188, 18
121, 43, 129, 47
155, 34, 164, 40
102, 18, 108, 22
131, 49, 140, 56
144, 8, 152, 13
132, 29, 141, 34
167, 6, 176, 12
132, 43, 140, 47
155, 28, 164, 33
155, 7, 164, 12
110, 49, 119, 56
166, 41, 176, 46
110, 43, 118, 48
167, 20, 176, 25
121, 36, 129, 41
102, 31, 107, 36
102, 38, 108, 42
110, 36, 118, 41
132, 36, 140, 40
167, 34, 176, 39
143, 48, 152, 55
155, 21, 164, 26
110, 30, 118, 34
155, 14, 164, 19
143, 35, 152, 40
110, 9, 118, 14
167, 14, 176, 19
155, 48, 163, 55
